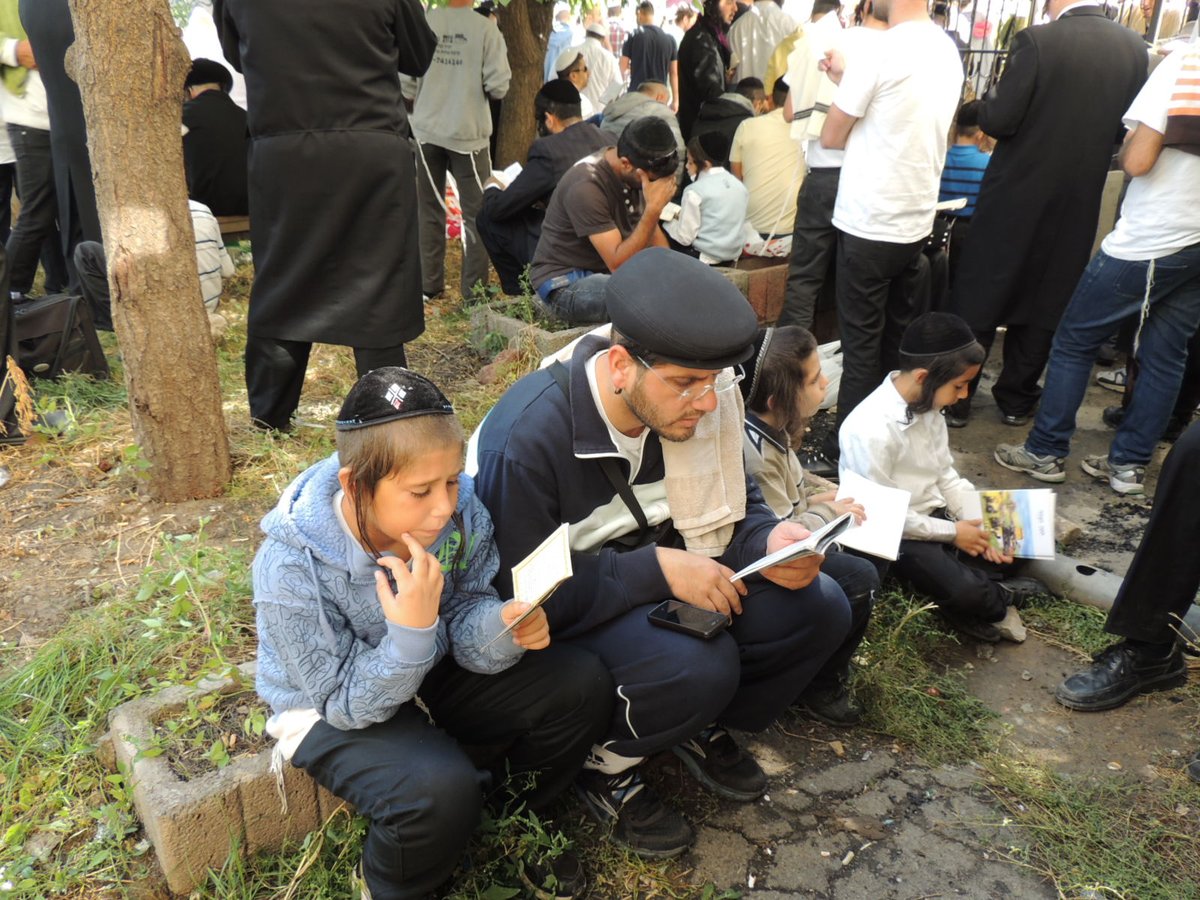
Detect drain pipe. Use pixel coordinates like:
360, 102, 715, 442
1023, 555, 1200, 641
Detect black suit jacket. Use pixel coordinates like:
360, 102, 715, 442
950, 7, 1147, 330
183, 90, 250, 217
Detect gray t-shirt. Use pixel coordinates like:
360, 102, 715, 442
530, 152, 642, 289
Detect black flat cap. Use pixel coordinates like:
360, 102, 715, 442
606, 248, 757, 370
185, 58, 233, 93
336, 367, 455, 431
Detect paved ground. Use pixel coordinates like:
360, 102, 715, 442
660, 720, 1057, 899
670, 342, 1197, 898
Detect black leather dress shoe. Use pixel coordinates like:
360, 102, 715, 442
1055, 641, 1186, 711
999, 412, 1030, 427
997, 576, 1048, 608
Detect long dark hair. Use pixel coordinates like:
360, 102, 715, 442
336, 415, 468, 580
898, 342, 986, 419
743, 326, 819, 445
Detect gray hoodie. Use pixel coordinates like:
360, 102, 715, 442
407, 6, 511, 153
253, 454, 521, 731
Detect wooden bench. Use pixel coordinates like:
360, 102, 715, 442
216, 215, 251, 243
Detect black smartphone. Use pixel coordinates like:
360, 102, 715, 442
647, 600, 731, 640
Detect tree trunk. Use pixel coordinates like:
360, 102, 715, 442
66, 0, 232, 501
496, 0, 553, 167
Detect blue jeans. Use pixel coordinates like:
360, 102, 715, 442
542, 273, 611, 324
1025, 243, 1200, 467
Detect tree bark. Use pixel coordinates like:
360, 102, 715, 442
66, 0, 232, 501
496, 0, 553, 167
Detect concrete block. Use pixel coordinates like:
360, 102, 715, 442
716, 261, 788, 324
238, 751, 320, 855
105, 660, 345, 895
469, 304, 591, 358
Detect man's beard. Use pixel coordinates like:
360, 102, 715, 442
624, 376, 704, 443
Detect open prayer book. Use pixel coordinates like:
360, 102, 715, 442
960, 489, 1056, 560
730, 512, 855, 582
833, 469, 910, 561
490, 161, 523, 189
483, 523, 572, 648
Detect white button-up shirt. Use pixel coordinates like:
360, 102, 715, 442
838, 373, 976, 543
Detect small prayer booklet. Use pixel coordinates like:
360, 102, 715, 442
961, 489, 1056, 560
834, 469, 910, 561
660, 201, 681, 222
484, 523, 572, 647
490, 161, 523, 188
730, 512, 855, 582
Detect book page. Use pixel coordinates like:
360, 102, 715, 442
511, 522, 572, 607
484, 523, 573, 649
974, 489, 1056, 560
834, 469, 909, 561
491, 161, 523, 188
729, 513, 854, 582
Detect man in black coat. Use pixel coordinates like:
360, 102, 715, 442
214, 0, 437, 431
475, 81, 612, 295
678, 0, 737, 140
948, 0, 1147, 426
182, 58, 249, 218
19, 0, 102, 289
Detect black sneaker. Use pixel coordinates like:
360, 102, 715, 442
797, 681, 863, 727
1054, 641, 1187, 711
518, 849, 586, 899
672, 726, 767, 801
798, 448, 838, 480
574, 768, 694, 859
997, 576, 1048, 608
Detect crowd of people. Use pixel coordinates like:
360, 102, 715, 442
1, 0, 1198, 897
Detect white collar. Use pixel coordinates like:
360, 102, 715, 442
881, 372, 918, 430
1055, 1, 1099, 19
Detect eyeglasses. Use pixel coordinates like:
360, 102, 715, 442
635, 357, 744, 401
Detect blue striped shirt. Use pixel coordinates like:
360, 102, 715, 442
938, 144, 990, 218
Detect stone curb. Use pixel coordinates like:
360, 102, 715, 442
104, 659, 345, 894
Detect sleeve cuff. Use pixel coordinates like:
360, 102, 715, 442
384, 618, 439, 664
483, 603, 525, 659
0, 38, 19, 69
618, 545, 672, 607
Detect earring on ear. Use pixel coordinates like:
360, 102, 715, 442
614, 386, 623, 395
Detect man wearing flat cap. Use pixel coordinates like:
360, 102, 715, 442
475, 81, 613, 295
182, 57, 249, 217
529, 117, 680, 324
473, 248, 854, 859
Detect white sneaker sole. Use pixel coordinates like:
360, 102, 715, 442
1080, 459, 1144, 495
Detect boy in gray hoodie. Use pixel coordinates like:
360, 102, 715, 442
254, 368, 610, 899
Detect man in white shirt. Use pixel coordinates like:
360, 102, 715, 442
728, 0, 797, 82
817, 0, 962, 459
995, 47, 1200, 497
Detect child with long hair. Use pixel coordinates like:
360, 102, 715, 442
252, 368, 612, 900
739, 326, 879, 725
839, 313, 1045, 643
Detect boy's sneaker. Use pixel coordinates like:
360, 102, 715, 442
1080, 454, 1145, 495
574, 768, 693, 859
672, 726, 768, 801
994, 443, 1066, 483
1096, 367, 1127, 392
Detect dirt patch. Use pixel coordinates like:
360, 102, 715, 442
946, 635, 1200, 779
154, 691, 272, 782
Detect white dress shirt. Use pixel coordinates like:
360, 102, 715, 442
838, 372, 976, 542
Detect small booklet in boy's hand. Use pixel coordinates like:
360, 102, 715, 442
834, 469, 910, 561
730, 512, 855, 582
483, 523, 572, 648
960, 489, 1056, 560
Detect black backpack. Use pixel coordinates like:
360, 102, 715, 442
13, 292, 109, 381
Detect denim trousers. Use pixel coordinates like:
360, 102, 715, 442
1025, 243, 1200, 467
543, 272, 611, 324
